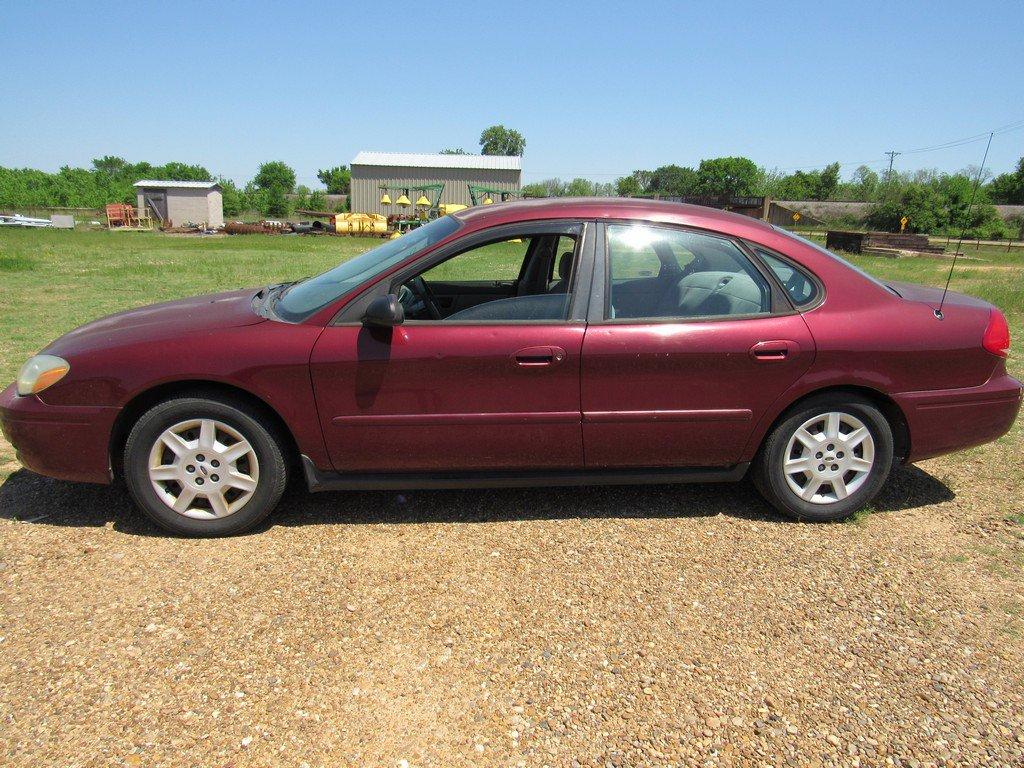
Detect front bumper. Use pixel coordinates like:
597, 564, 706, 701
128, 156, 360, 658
0, 383, 120, 484
894, 372, 1023, 463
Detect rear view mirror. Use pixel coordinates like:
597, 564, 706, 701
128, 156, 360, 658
362, 294, 405, 327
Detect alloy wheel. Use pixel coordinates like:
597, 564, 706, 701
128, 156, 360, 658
782, 411, 875, 505
147, 418, 260, 519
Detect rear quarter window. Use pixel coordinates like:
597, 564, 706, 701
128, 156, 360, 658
754, 248, 820, 308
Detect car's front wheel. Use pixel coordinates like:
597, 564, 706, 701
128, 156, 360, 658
123, 395, 288, 536
753, 394, 893, 522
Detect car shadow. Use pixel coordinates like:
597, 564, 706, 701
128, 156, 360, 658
0, 464, 954, 537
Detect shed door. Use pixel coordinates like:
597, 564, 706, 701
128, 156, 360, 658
143, 191, 168, 222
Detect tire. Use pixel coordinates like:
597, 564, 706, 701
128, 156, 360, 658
123, 395, 288, 536
753, 393, 893, 522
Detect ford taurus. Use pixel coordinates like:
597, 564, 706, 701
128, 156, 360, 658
2, 199, 1020, 536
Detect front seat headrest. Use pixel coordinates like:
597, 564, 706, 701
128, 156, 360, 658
558, 251, 573, 280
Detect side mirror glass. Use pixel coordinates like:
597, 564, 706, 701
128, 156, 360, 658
362, 294, 405, 327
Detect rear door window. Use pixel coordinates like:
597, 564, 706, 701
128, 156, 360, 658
605, 224, 771, 320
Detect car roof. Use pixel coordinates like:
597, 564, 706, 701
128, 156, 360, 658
451, 197, 777, 238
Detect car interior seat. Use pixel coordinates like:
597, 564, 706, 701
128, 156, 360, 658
547, 251, 574, 294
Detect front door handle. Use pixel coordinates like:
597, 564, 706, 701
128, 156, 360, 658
749, 340, 798, 362
513, 346, 566, 367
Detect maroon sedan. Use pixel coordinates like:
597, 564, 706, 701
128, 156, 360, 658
2, 200, 1020, 535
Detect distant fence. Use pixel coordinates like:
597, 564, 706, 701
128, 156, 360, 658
767, 202, 823, 227
639, 194, 769, 220
778, 200, 1024, 223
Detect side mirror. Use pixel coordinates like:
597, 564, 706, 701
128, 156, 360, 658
362, 294, 405, 327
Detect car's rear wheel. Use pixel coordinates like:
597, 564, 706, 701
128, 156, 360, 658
753, 394, 893, 522
123, 396, 287, 536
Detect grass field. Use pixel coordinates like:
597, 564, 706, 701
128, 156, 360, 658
0, 226, 1022, 480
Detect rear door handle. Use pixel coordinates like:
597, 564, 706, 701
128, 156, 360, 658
513, 346, 566, 367
750, 340, 798, 362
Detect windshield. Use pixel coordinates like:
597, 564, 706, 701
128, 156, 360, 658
274, 216, 462, 322
773, 227, 892, 292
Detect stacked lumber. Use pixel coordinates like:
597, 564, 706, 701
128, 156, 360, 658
826, 230, 945, 257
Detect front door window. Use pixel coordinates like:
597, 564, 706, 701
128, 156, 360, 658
397, 231, 580, 322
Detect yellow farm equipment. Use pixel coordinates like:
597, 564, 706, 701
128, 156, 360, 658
331, 212, 387, 236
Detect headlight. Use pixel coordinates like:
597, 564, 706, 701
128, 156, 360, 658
17, 355, 70, 396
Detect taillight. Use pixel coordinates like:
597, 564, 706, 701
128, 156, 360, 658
982, 309, 1011, 357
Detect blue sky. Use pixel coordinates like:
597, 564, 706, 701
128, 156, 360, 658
2, 1, 1022, 186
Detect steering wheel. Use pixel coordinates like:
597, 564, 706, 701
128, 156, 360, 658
405, 276, 441, 320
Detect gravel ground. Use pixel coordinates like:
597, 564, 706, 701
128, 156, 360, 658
1, 444, 1023, 767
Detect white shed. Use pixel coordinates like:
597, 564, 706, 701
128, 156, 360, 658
134, 180, 224, 228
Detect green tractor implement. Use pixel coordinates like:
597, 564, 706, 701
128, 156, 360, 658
467, 184, 518, 206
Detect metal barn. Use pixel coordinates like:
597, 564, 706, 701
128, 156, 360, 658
134, 180, 224, 228
349, 152, 522, 215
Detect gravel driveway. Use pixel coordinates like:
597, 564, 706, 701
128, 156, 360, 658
1, 451, 1023, 767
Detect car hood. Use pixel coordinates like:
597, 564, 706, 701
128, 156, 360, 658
44, 288, 265, 355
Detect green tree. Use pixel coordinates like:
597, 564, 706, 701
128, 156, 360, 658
989, 157, 1024, 204
616, 169, 652, 197
695, 156, 760, 197
772, 170, 818, 200
263, 187, 290, 217
564, 178, 596, 196
308, 190, 327, 210
648, 164, 698, 196
522, 178, 566, 197
866, 183, 945, 233
816, 162, 841, 200
938, 174, 1004, 236
316, 165, 351, 194
439, 148, 467, 155
767, 163, 840, 201
865, 176, 1006, 237
240, 182, 263, 214
479, 125, 526, 156
218, 177, 244, 216
837, 165, 880, 201
91, 155, 130, 178
159, 161, 212, 181
254, 161, 296, 194
616, 175, 643, 197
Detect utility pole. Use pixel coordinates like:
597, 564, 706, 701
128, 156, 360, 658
884, 150, 901, 183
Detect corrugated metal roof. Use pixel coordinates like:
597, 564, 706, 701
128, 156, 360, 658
133, 180, 220, 189
351, 151, 522, 171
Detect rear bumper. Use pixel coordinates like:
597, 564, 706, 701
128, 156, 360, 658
0, 383, 119, 484
894, 372, 1023, 463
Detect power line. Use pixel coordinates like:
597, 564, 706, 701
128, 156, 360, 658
898, 118, 1024, 155
723, 118, 1024, 177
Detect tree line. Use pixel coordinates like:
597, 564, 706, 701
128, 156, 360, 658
0, 124, 528, 217
0, 156, 352, 218
523, 156, 1024, 238
3, 136, 1023, 236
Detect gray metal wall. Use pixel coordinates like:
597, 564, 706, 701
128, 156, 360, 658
350, 165, 521, 215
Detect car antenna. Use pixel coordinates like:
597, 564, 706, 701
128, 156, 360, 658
934, 131, 994, 320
